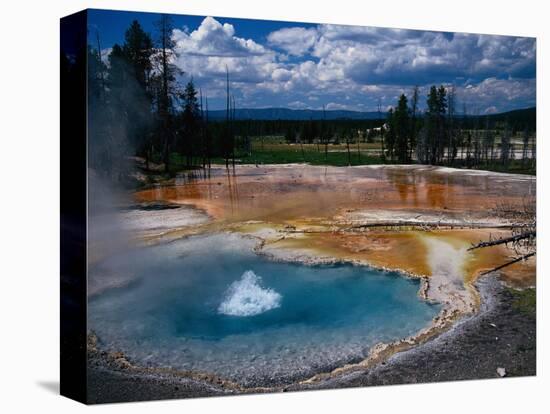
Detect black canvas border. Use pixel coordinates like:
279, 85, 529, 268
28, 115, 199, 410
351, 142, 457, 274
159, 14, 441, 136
60, 9, 88, 404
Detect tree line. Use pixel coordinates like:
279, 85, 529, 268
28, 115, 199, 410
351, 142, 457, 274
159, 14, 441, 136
81, 16, 536, 181
384, 86, 536, 170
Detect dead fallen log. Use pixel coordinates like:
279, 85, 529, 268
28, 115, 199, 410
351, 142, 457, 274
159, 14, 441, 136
282, 221, 524, 235
467, 231, 536, 251
348, 221, 523, 230
479, 252, 536, 276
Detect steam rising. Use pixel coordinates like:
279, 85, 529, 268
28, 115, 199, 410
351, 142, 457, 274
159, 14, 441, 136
218, 270, 282, 317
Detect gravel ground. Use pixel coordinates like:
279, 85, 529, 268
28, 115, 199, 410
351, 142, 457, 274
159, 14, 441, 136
290, 276, 536, 391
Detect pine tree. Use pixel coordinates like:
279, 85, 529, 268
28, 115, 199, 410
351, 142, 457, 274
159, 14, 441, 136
122, 20, 154, 89
181, 80, 200, 166
394, 94, 410, 163
115, 22, 156, 170
425, 85, 447, 164
88, 45, 113, 176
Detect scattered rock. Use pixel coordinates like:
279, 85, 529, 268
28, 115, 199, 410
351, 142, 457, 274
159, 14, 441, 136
497, 367, 507, 377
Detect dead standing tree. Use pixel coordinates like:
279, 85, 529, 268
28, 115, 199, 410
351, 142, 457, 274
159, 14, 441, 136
356, 129, 362, 164
378, 98, 385, 162
231, 95, 236, 170
447, 85, 456, 165
199, 87, 208, 170
530, 133, 536, 169
153, 14, 180, 174
345, 127, 352, 166
322, 104, 329, 164
500, 123, 511, 169
409, 86, 419, 161
223, 66, 236, 169
521, 127, 530, 168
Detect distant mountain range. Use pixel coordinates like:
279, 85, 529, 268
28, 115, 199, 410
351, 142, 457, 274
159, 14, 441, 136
207, 107, 381, 121
481, 106, 536, 123
206, 106, 535, 121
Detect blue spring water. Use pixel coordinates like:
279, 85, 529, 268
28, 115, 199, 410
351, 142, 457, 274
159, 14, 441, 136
89, 233, 440, 385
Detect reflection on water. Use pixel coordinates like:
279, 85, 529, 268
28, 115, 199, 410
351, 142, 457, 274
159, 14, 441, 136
135, 165, 535, 224
132, 165, 536, 288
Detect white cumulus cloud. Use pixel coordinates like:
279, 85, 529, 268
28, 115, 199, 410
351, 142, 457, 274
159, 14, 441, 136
267, 27, 318, 56
161, 16, 535, 112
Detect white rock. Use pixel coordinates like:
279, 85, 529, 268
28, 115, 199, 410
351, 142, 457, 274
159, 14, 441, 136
497, 367, 507, 377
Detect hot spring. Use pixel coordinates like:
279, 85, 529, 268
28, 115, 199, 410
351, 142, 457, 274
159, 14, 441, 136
89, 233, 441, 386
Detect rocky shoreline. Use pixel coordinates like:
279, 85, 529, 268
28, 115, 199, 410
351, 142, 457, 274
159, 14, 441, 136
86, 275, 535, 404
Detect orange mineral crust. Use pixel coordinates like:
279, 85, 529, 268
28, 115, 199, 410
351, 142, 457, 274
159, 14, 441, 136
133, 164, 535, 287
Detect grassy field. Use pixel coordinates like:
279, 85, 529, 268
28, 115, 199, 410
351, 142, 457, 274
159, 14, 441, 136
509, 288, 536, 316
169, 135, 535, 175
213, 137, 384, 167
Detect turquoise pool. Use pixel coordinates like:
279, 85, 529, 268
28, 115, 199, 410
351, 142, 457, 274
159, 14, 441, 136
89, 233, 440, 386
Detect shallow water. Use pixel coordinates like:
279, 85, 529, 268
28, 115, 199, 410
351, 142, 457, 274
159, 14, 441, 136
89, 233, 440, 385
135, 164, 535, 223
132, 164, 535, 287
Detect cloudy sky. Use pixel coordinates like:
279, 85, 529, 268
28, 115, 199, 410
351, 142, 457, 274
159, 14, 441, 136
89, 9, 536, 114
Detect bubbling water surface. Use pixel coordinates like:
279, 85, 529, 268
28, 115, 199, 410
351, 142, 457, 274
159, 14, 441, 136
89, 233, 440, 386
218, 270, 282, 317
